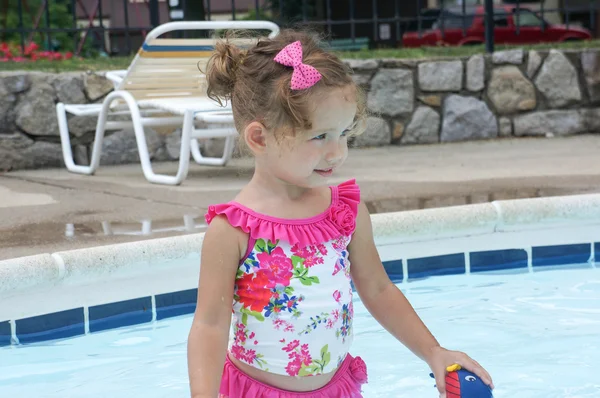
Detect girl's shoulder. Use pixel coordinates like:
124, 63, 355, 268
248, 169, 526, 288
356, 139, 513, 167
205, 179, 360, 247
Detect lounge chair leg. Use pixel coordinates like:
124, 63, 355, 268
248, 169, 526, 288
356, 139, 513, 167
222, 135, 236, 164
131, 107, 192, 186
57, 102, 103, 175
190, 135, 235, 166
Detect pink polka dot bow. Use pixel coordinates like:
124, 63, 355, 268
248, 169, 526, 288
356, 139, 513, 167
273, 40, 322, 90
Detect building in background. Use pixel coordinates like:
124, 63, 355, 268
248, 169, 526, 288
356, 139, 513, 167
68, 0, 599, 55
73, 0, 268, 55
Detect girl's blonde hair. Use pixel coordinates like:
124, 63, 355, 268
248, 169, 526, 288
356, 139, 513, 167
203, 29, 366, 138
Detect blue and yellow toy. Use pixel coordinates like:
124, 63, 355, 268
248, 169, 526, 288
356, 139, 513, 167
430, 364, 493, 398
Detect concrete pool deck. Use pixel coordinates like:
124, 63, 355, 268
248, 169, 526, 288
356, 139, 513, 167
1, 134, 600, 261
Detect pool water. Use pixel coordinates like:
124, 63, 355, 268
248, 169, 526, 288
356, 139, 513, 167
2, 266, 599, 397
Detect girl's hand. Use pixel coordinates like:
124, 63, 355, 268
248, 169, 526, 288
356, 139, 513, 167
426, 346, 494, 397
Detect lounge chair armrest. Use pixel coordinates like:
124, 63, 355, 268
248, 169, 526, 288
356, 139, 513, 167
105, 70, 128, 89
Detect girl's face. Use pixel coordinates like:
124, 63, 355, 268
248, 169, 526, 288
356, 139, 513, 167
264, 85, 358, 188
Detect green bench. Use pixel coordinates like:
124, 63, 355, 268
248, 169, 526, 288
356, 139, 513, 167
327, 37, 370, 51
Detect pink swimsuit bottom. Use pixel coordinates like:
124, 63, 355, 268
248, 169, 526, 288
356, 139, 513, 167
219, 353, 368, 398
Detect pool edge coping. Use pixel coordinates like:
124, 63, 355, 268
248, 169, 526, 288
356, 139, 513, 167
2, 192, 600, 297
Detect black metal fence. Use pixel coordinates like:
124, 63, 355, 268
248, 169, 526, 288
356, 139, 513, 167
1, 0, 600, 57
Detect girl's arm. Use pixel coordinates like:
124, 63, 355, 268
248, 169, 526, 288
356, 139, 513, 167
348, 201, 493, 395
348, 201, 441, 361
187, 215, 246, 398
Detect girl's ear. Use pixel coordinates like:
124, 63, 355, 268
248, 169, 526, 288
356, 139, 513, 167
243, 121, 268, 155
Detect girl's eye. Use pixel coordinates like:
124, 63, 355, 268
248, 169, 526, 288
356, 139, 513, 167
312, 129, 350, 141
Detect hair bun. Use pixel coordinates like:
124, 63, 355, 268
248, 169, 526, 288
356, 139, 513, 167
205, 40, 244, 105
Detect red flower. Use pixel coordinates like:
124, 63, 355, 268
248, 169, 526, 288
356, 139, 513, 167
329, 203, 355, 236
350, 356, 368, 384
24, 42, 39, 55
236, 270, 271, 312
0, 42, 75, 63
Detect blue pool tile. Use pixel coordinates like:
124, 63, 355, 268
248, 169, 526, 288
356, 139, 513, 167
89, 297, 152, 333
155, 289, 198, 320
470, 249, 528, 273
383, 259, 404, 281
532, 244, 591, 267
407, 253, 465, 280
0, 321, 11, 346
16, 308, 84, 344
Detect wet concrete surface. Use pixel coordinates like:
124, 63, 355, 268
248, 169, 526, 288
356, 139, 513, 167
1, 135, 600, 260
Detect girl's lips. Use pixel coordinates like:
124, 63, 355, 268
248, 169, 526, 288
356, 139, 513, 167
315, 168, 333, 177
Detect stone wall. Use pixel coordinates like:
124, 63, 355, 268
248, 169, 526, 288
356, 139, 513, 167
351, 48, 600, 147
1, 47, 600, 171
0, 72, 186, 171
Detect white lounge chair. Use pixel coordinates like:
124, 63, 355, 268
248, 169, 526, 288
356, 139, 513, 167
56, 20, 280, 185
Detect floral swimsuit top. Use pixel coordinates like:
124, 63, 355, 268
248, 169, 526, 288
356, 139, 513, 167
205, 179, 360, 377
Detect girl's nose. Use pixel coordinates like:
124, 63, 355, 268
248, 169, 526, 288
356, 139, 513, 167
325, 141, 343, 164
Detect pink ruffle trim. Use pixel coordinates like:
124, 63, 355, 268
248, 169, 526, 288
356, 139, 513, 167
219, 354, 367, 398
205, 179, 360, 247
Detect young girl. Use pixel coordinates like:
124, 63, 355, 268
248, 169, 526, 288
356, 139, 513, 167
187, 30, 494, 398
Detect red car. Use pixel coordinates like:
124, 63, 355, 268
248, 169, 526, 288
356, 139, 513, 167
402, 5, 592, 47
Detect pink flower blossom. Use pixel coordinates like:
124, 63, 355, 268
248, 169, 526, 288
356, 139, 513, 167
273, 319, 285, 330
329, 203, 355, 236
244, 349, 257, 363
230, 344, 245, 360
282, 340, 300, 352
298, 351, 312, 366
332, 236, 350, 251
285, 357, 303, 376
291, 244, 328, 268
257, 247, 293, 287
333, 290, 341, 303
234, 323, 247, 342
331, 309, 340, 321
299, 344, 312, 366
